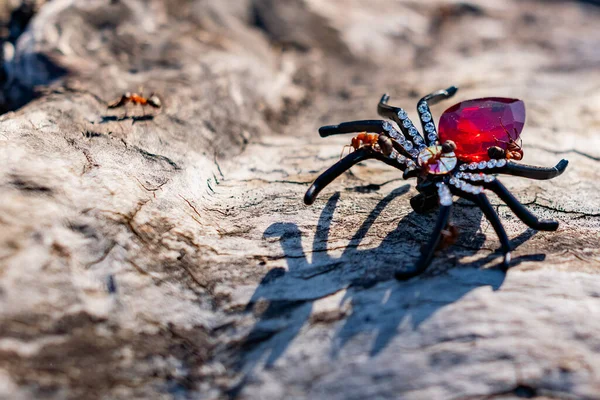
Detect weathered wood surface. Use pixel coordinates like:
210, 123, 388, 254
0, 1, 599, 399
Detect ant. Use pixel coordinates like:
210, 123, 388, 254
422, 221, 458, 254
488, 120, 523, 161
438, 222, 459, 250
108, 90, 162, 117
340, 132, 395, 158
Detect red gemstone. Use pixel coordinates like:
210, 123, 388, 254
438, 97, 525, 162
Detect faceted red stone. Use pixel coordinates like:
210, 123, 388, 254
438, 97, 525, 162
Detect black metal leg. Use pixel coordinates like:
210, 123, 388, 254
395, 204, 452, 281
452, 187, 512, 268
319, 120, 387, 137
377, 95, 423, 147
497, 159, 568, 180
370, 150, 409, 171
304, 148, 375, 205
484, 179, 559, 231
416, 86, 459, 146
419, 86, 459, 105
318, 118, 417, 160
304, 148, 409, 205
377, 94, 407, 121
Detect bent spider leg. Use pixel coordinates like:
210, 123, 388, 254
319, 119, 415, 159
395, 183, 453, 280
304, 148, 405, 205
319, 120, 389, 137
417, 86, 459, 147
377, 95, 424, 149
370, 150, 411, 172
420, 86, 459, 105
496, 159, 568, 180
449, 185, 512, 268
486, 179, 559, 231
454, 173, 559, 231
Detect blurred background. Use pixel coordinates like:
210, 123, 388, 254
0, 1, 599, 399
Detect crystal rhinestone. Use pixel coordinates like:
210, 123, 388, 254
474, 186, 483, 194
397, 109, 408, 120
459, 164, 467, 171
388, 130, 399, 140
468, 163, 478, 170
407, 160, 416, 168
421, 112, 432, 122
413, 135, 423, 144
419, 144, 427, 150
487, 159, 497, 168
389, 150, 399, 159
455, 172, 463, 178
410, 149, 420, 157
484, 175, 495, 183
478, 161, 487, 169
424, 122, 436, 133
440, 196, 452, 206
382, 121, 392, 131
438, 97, 525, 162
402, 119, 412, 128
408, 127, 419, 136
404, 141, 414, 151
428, 133, 438, 141
397, 154, 406, 162
497, 159, 507, 167
473, 173, 483, 181
449, 178, 456, 185
418, 102, 429, 113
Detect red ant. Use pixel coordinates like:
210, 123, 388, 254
438, 223, 459, 250
340, 132, 395, 158
108, 91, 162, 116
488, 119, 524, 161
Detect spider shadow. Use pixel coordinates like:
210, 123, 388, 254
230, 187, 544, 396
99, 114, 155, 124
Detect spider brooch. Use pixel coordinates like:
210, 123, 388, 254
304, 86, 568, 280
